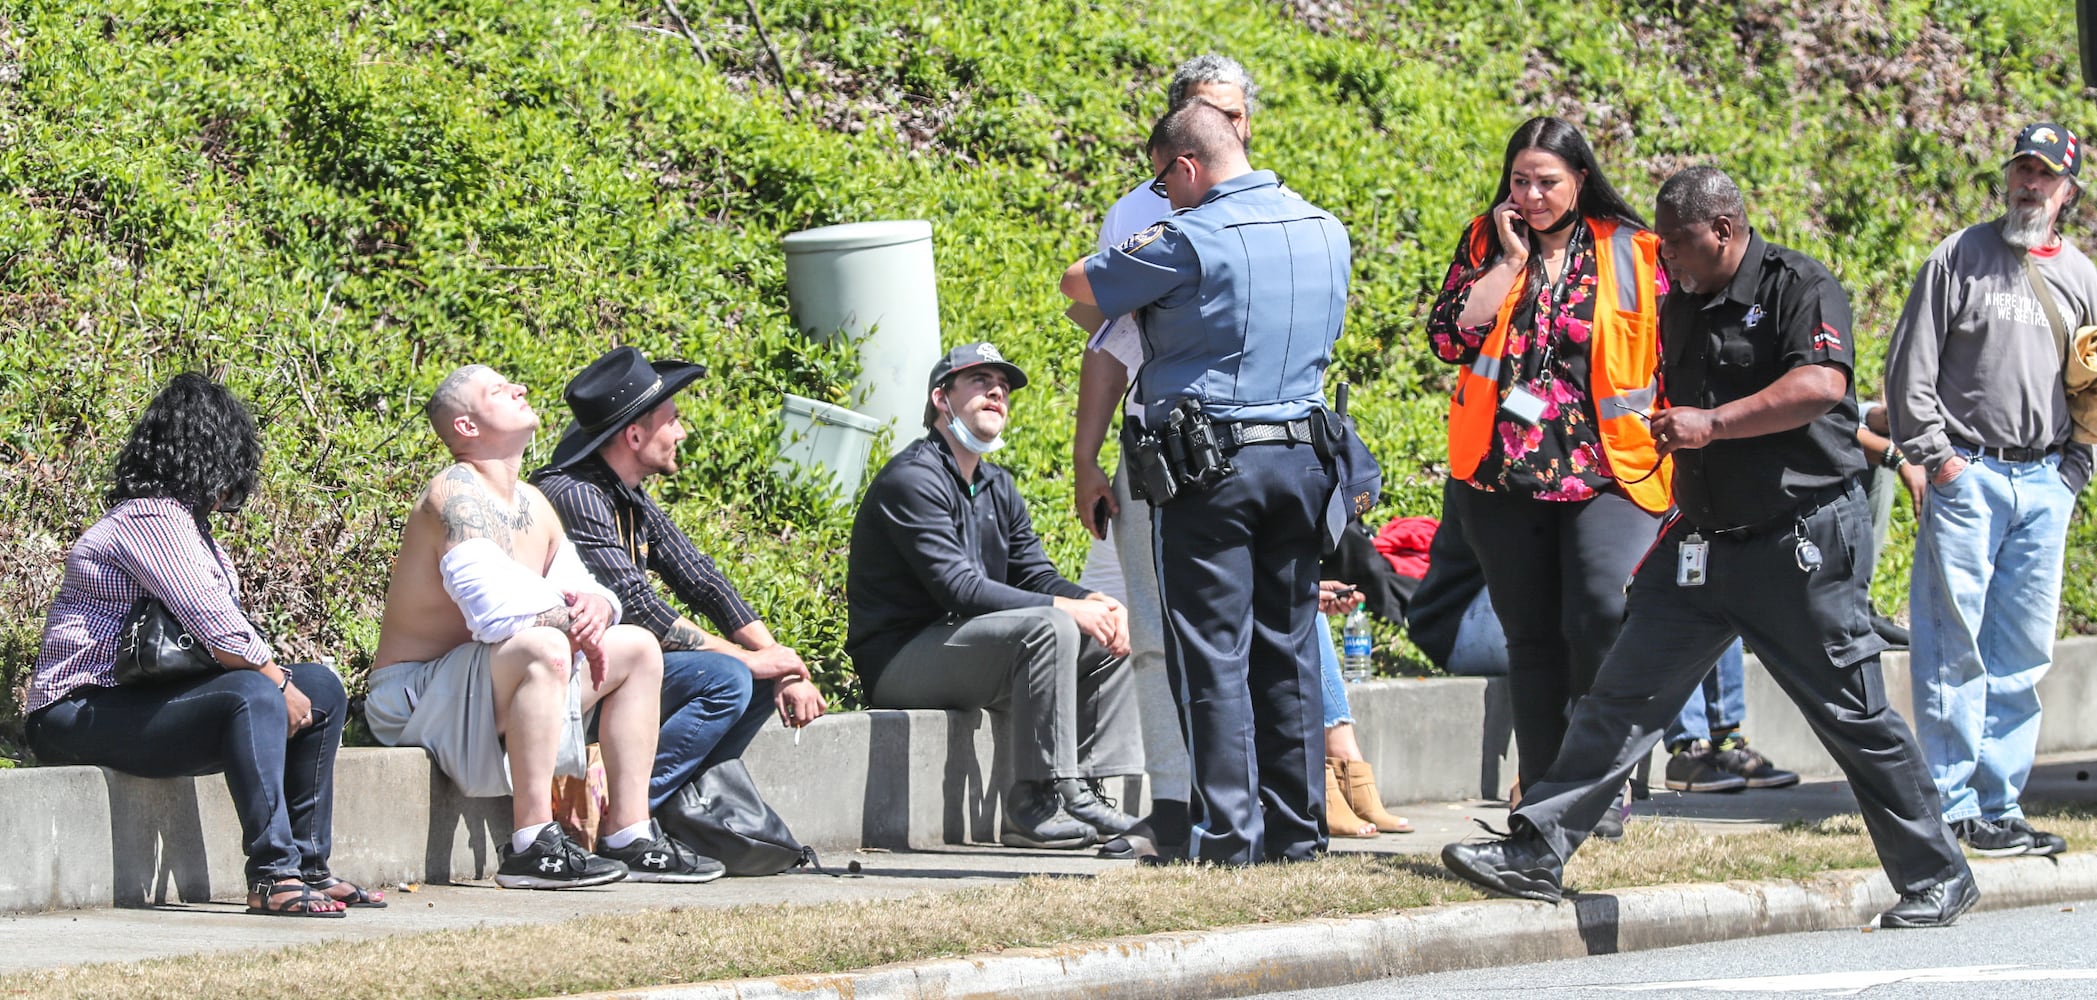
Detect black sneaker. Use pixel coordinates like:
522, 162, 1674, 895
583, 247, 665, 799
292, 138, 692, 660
597, 822, 727, 883
1000, 780, 1096, 849
496, 824, 628, 889
1441, 828, 1565, 903
2000, 817, 2068, 857
1952, 816, 2033, 857
1877, 869, 1979, 929
1665, 740, 1748, 793
1712, 737, 1800, 789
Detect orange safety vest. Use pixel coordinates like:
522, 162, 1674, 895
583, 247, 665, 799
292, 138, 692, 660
1444, 216, 1672, 513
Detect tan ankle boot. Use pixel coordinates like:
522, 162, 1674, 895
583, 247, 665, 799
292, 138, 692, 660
1323, 761, 1378, 837
1334, 758, 1413, 833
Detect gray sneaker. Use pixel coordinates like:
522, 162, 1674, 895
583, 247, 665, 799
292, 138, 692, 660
1952, 816, 2033, 857
1665, 739, 1748, 793
2000, 817, 2067, 857
1000, 780, 1096, 849
496, 824, 628, 889
596, 821, 726, 883
1056, 777, 1140, 836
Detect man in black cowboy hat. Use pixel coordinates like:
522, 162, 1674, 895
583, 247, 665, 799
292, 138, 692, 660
533, 346, 827, 824
847, 342, 1144, 851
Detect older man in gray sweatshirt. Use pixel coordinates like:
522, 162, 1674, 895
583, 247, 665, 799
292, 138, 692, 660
1886, 121, 2097, 861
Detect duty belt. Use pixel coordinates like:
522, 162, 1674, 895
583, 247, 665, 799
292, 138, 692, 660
1221, 418, 1315, 448
1695, 479, 1856, 538
1952, 439, 2056, 463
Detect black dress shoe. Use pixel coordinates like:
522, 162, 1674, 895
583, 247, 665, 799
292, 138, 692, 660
1441, 831, 1565, 903
1877, 869, 1979, 928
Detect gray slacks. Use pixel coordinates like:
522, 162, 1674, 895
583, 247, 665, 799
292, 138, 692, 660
870, 607, 1141, 783
1511, 486, 1966, 894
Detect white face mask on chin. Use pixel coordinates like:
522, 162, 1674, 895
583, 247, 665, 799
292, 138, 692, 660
948, 415, 1005, 455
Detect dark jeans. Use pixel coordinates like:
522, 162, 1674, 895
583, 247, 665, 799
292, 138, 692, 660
649, 650, 775, 811
27, 662, 348, 885
1452, 483, 1658, 790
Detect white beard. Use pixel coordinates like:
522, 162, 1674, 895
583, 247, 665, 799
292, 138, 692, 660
2001, 201, 2055, 250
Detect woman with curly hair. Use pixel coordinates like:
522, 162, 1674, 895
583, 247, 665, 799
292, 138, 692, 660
1425, 117, 1671, 830
25, 373, 378, 917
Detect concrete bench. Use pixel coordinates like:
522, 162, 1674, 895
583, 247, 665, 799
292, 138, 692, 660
5, 637, 2094, 914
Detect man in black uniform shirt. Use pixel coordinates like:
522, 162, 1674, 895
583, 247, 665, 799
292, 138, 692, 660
1442, 167, 1974, 929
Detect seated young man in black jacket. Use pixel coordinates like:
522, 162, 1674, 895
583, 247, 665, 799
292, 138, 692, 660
847, 343, 1142, 850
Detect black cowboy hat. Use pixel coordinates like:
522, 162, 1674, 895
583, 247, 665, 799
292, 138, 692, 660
544, 346, 706, 470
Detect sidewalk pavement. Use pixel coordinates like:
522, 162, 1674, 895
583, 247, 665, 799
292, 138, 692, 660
7, 754, 2096, 993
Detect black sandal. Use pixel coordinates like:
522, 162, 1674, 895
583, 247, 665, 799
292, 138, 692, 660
302, 872, 387, 908
247, 878, 348, 918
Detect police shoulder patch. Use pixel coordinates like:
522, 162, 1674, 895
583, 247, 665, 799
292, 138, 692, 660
1116, 223, 1165, 255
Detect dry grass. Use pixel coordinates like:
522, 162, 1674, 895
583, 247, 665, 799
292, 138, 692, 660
9, 809, 2095, 1000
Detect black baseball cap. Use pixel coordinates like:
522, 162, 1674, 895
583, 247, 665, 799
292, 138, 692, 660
2008, 122, 2081, 178
928, 341, 1029, 391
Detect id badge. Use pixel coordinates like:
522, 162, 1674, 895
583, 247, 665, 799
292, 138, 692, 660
1677, 532, 1708, 587
1501, 384, 1547, 426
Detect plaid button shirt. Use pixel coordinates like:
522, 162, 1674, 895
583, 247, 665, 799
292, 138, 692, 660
30, 497, 270, 713
532, 456, 758, 640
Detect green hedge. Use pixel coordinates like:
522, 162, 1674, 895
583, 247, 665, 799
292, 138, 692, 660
3, 0, 2094, 759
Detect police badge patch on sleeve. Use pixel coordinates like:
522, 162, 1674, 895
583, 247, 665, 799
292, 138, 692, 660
1117, 223, 1165, 255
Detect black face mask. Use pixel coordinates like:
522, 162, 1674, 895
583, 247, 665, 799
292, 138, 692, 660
1535, 205, 1580, 235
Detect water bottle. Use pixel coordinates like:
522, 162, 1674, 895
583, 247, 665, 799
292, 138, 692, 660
1341, 605, 1373, 683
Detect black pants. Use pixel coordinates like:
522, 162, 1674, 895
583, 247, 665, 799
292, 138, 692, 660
1153, 440, 1334, 865
29, 663, 348, 884
1510, 486, 1967, 894
1452, 483, 1658, 789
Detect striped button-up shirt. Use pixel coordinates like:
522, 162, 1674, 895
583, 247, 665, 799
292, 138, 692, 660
532, 456, 758, 641
30, 497, 270, 713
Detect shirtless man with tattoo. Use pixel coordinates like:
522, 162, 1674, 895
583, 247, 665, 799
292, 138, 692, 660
366, 364, 724, 888
531, 347, 826, 817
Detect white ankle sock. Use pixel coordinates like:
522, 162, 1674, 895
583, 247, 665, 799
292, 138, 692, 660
511, 822, 554, 855
600, 820, 654, 850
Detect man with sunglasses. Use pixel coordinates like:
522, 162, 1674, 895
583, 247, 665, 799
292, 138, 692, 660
1061, 100, 1352, 866
1068, 53, 1262, 861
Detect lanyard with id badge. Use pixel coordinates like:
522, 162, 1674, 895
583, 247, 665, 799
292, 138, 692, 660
1500, 226, 1590, 428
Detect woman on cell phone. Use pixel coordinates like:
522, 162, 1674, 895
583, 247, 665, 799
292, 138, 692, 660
1424, 116, 1671, 829
24, 373, 379, 917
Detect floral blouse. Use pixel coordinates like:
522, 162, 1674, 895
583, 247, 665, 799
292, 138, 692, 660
1427, 221, 1668, 502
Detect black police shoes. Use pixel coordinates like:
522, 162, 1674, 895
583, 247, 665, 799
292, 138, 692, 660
1441, 830, 1565, 903
1876, 869, 1979, 929
1000, 780, 1096, 850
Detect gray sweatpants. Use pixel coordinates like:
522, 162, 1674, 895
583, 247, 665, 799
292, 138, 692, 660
870, 606, 1141, 783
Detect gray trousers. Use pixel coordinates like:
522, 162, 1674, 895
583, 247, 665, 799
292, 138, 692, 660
1511, 487, 1966, 895
1077, 457, 1189, 801
870, 607, 1141, 783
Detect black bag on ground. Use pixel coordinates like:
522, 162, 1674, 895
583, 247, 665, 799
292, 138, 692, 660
112, 596, 222, 686
657, 759, 808, 876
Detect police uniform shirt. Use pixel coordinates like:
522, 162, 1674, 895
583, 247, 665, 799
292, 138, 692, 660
1662, 232, 1866, 531
1082, 169, 1348, 425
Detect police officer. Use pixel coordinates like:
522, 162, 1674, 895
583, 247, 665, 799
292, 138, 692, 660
1441, 166, 1975, 929
1059, 100, 1352, 865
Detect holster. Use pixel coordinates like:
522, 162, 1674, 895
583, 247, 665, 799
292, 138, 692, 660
1122, 422, 1178, 505
1127, 399, 1235, 507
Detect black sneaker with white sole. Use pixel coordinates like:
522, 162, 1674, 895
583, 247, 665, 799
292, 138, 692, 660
496, 824, 629, 889
597, 822, 727, 883
1951, 816, 2032, 858
2000, 816, 2068, 857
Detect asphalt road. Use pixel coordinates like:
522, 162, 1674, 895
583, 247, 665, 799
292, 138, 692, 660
1255, 896, 2097, 999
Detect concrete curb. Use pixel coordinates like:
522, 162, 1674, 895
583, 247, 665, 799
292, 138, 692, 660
569, 854, 2097, 1000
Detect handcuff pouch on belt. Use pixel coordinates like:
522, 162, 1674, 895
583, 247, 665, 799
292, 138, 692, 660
1123, 398, 1234, 506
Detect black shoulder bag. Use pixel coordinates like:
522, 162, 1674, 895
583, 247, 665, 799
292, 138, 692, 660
657, 759, 816, 877
111, 514, 233, 686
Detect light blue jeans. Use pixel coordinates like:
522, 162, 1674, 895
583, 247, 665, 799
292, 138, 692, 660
1909, 451, 2076, 823
1664, 639, 1746, 747
1319, 618, 1350, 729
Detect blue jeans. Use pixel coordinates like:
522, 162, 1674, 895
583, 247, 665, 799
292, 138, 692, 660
650, 650, 774, 811
1664, 639, 1746, 747
1319, 618, 1350, 729
1909, 452, 2076, 823
27, 663, 348, 884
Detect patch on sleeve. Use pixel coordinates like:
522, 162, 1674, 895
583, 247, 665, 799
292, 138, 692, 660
1811, 322, 1844, 353
1116, 223, 1165, 255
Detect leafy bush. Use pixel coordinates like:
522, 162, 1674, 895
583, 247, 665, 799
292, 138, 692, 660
3, 0, 2094, 759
